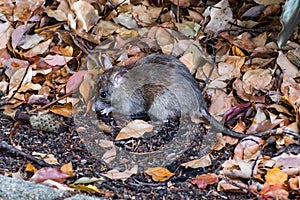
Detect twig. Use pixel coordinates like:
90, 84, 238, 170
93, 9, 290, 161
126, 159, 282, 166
0, 65, 31, 108
0, 141, 59, 167
29, 91, 72, 113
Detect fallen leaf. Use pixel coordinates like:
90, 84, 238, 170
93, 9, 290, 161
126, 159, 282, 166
116, 120, 154, 140
43, 55, 73, 66
289, 176, 300, 190
265, 168, 288, 185
31, 167, 70, 183
102, 165, 138, 180
217, 179, 248, 192
73, 177, 106, 184
25, 163, 38, 173
50, 103, 72, 118
203, 0, 233, 33
234, 136, 265, 160
181, 154, 212, 169
72, 0, 99, 32
66, 70, 89, 94
42, 179, 74, 191
145, 167, 174, 182
242, 68, 273, 94
190, 173, 218, 189
61, 163, 74, 177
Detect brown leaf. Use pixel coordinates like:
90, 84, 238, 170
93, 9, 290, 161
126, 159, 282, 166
242, 68, 273, 94
116, 120, 154, 140
50, 103, 72, 118
31, 167, 70, 183
66, 70, 88, 93
190, 173, 218, 189
72, 0, 99, 32
265, 168, 288, 185
181, 154, 212, 169
234, 136, 265, 160
23, 39, 52, 58
14, 0, 44, 23
102, 165, 138, 180
25, 163, 38, 173
145, 167, 174, 182
43, 55, 73, 66
61, 162, 74, 177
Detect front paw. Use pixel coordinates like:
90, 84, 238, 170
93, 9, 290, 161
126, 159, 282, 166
101, 107, 114, 115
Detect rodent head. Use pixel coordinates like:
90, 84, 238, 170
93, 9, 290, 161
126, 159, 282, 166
94, 67, 128, 115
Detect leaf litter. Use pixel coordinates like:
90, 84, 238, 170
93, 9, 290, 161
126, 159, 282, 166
0, 0, 300, 199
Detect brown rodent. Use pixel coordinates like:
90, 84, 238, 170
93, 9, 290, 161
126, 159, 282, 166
94, 54, 298, 139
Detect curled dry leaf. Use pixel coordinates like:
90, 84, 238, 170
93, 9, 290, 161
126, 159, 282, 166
72, 0, 99, 32
30, 167, 70, 183
43, 55, 73, 66
190, 173, 219, 189
234, 136, 265, 160
242, 68, 273, 94
203, 0, 233, 33
289, 176, 300, 190
23, 39, 52, 58
217, 179, 248, 192
61, 162, 74, 177
181, 154, 212, 169
116, 120, 154, 140
265, 168, 288, 185
144, 167, 174, 182
101, 165, 138, 181
50, 103, 72, 118
66, 70, 88, 94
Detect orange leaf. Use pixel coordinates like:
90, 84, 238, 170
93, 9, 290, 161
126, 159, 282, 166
265, 168, 288, 185
50, 103, 72, 118
61, 162, 74, 177
145, 167, 174, 182
25, 163, 37, 173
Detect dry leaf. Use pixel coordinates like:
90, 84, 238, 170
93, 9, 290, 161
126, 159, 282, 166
203, 0, 233, 33
116, 120, 154, 140
50, 103, 72, 118
145, 167, 174, 182
190, 173, 218, 189
265, 168, 288, 185
234, 136, 264, 160
61, 163, 74, 177
102, 165, 138, 180
66, 70, 88, 93
43, 55, 73, 66
25, 163, 38, 173
72, 0, 99, 32
181, 154, 212, 169
242, 68, 272, 94
31, 167, 70, 183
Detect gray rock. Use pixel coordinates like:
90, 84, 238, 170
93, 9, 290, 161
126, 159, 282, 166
0, 175, 105, 200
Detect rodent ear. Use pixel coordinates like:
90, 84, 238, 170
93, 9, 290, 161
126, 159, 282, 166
112, 70, 127, 87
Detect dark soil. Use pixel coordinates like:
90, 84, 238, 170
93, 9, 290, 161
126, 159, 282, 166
0, 110, 259, 199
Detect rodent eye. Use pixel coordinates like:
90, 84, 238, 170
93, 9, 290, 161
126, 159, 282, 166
100, 91, 107, 98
